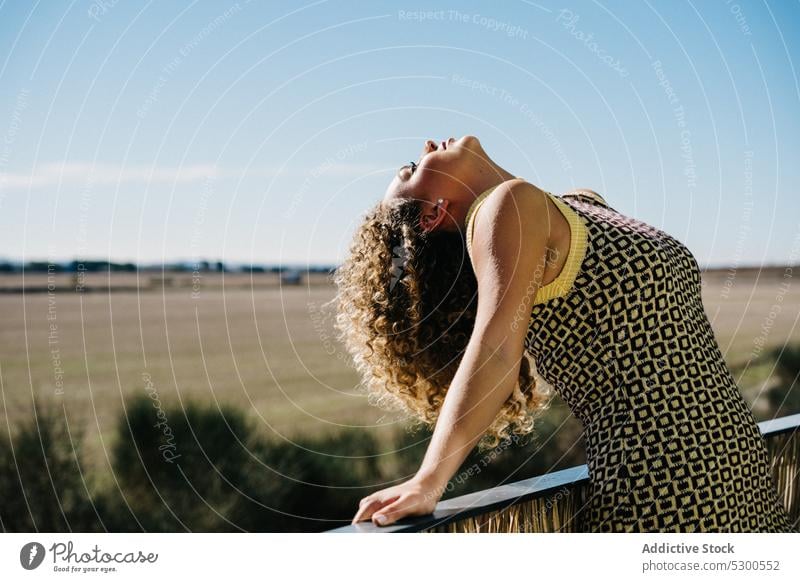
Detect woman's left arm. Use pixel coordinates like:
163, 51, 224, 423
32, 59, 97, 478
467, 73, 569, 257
351, 180, 552, 526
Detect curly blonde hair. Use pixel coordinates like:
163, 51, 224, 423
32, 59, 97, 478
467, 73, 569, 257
331, 196, 551, 453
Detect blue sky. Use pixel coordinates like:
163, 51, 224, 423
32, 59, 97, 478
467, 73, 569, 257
0, 0, 798, 267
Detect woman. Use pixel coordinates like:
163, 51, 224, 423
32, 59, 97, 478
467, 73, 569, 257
334, 135, 795, 532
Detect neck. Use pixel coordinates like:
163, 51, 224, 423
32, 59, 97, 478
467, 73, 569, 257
452, 158, 517, 232
469, 156, 517, 199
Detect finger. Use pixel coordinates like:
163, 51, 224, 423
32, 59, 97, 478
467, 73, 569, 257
351, 498, 381, 525
372, 497, 410, 527
352, 496, 394, 524
352, 494, 400, 525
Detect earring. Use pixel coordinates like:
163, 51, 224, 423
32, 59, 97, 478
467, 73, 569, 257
437, 198, 443, 205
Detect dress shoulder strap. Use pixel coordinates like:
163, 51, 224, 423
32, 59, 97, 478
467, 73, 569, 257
464, 185, 499, 261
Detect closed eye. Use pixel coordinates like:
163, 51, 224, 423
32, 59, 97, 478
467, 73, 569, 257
396, 160, 419, 180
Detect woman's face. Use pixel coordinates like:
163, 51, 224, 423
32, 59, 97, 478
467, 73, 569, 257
383, 135, 483, 205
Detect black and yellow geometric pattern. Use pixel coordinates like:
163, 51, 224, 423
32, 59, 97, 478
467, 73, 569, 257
466, 185, 796, 532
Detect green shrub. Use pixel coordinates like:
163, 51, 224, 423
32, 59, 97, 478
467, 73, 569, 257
767, 345, 800, 416
106, 394, 388, 531
0, 391, 594, 532
108, 394, 265, 531
0, 402, 101, 531
251, 428, 385, 531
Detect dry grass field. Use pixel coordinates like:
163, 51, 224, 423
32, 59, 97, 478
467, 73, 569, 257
0, 267, 797, 466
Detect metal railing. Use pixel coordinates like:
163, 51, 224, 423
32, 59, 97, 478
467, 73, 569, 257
329, 413, 800, 533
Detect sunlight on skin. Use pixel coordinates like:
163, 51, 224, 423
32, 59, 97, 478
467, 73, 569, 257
381, 135, 517, 234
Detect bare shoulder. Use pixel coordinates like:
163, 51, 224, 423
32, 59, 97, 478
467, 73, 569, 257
471, 179, 549, 240
470, 179, 551, 264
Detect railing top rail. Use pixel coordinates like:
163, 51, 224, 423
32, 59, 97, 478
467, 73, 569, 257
327, 413, 800, 533
758, 413, 800, 437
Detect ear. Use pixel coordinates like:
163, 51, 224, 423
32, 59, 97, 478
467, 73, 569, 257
420, 199, 449, 233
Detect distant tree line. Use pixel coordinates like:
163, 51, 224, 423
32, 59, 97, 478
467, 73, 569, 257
0, 260, 337, 275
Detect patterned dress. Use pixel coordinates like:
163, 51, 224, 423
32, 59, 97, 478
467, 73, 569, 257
465, 184, 796, 533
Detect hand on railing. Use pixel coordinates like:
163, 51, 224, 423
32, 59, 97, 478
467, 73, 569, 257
351, 475, 444, 527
